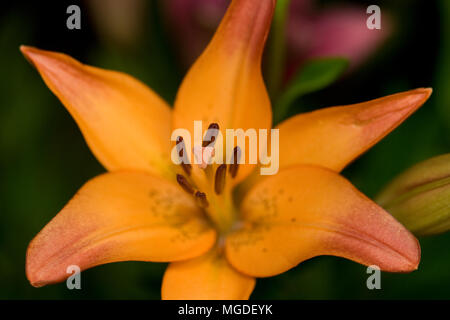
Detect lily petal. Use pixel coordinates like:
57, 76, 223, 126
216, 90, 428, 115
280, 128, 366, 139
26, 171, 216, 287
172, 0, 275, 183
276, 88, 432, 172
226, 165, 420, 277
162, 248, 255, 300
21, 46, 173, 178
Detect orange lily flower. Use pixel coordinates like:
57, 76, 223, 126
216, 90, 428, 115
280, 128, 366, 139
22, 0, 430, 300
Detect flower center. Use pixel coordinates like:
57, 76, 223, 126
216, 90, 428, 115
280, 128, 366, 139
175, 123, 241, 234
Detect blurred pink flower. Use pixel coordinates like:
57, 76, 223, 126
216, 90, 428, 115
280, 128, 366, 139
163, 0, 391, 79
286, 2, 391, 78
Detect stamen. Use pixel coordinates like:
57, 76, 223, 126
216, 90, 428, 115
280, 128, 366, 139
203, 123, 219, 148
176, 136, 192, 176
176, 174, 194, 194
176, 136, 184, 157
229, 146, 241, 178
181, 163, 192, 176
214, 164, 227, 195
195, 191, 209, 208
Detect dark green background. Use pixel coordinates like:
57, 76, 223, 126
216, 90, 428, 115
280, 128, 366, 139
0, 0, 449, 299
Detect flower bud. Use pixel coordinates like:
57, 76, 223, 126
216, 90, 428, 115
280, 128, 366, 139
377, 153, 450, 236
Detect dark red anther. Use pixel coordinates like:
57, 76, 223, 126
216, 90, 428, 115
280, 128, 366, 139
214, 164, 227, 195
229, 146, 241, 178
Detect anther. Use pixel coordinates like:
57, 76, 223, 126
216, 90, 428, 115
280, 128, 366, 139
203, 123, 219, 148
195, 191, 209, 208
229, 146, 241, 178
176, 136, 184, 157
176, 136, 192, 176
176, 174, 194, 195
214, 164, 227, 195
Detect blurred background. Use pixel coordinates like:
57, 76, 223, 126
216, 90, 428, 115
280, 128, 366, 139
0, 0, 449, 299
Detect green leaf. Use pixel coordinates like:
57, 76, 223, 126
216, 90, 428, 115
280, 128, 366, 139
267, 0, 291, 98
273, 57, 348, 124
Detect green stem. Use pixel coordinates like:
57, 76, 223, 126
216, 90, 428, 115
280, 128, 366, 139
267, 0, 291, 101
273, 84, 298, 124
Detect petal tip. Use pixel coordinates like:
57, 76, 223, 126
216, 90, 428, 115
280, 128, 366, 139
29, 280, 47, 289
412, 87, 433, 101
20, 45, 41, 59
19, 44, 32, 54
25, 240, 48, 288
20, 45, 38, 65
401, 87, 433, 114
20, 46, 55, 70
409, 236, 422, 271
393, 234, 421, 273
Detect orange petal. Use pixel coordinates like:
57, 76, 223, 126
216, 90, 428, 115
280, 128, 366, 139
172, 0, 275, 183
21, 46, 173, 178
162, 248, 255, 300
276, 88, 432, 172
226, 165, 420, 277
26, 171, 216, 287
